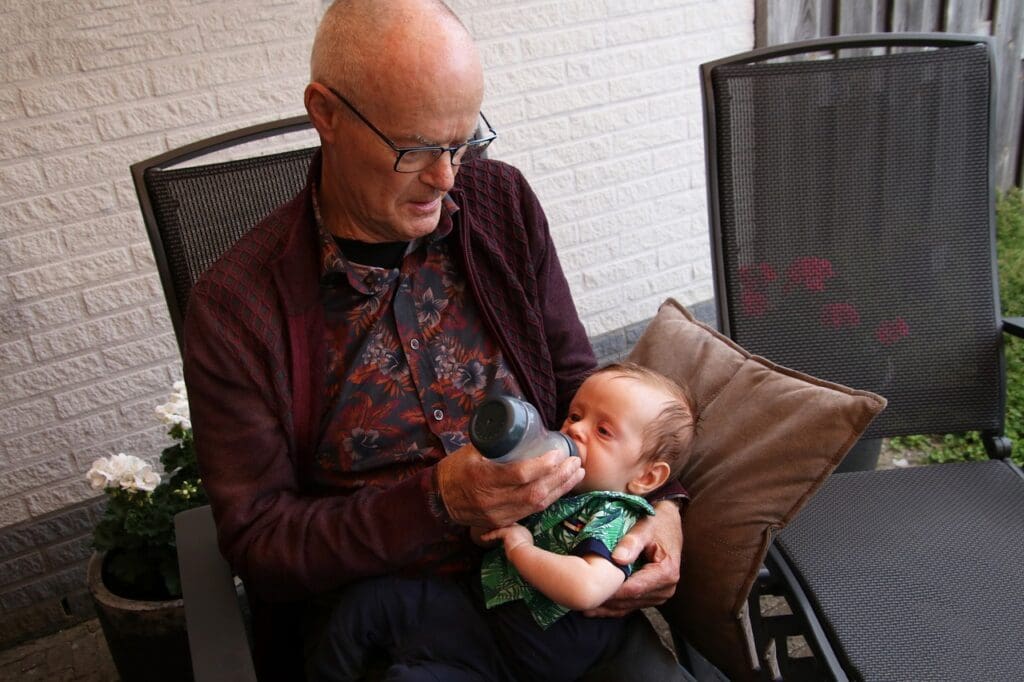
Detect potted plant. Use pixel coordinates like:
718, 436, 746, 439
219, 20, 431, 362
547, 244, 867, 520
85, 380, 207, 681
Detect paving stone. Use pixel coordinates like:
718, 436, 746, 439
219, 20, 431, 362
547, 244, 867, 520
0, 618, 117, 681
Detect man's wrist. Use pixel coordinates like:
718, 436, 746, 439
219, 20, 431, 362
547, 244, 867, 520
428, 464, 458, 526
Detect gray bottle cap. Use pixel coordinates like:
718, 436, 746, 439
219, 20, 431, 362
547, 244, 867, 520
469, 396, 528, 459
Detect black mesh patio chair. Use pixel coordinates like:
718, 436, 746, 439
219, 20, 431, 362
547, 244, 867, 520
701, 33, 1024, 680
132, 115, 317, 682
133, 119, 695, 681
132, 115, 317, 351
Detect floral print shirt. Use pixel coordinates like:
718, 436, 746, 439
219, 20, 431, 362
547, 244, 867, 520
310, 189, 523, 499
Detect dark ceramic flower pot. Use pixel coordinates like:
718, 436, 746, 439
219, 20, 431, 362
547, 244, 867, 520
86, 552, 193, 681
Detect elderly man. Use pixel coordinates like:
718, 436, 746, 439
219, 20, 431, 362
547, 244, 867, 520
183, 0, 686, 678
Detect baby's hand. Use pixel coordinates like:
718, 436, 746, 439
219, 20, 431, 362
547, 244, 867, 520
481, 523, 533, 555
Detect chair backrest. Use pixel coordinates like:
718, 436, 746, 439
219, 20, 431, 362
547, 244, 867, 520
702, 33, 1001, 440
131, 116, 317, 351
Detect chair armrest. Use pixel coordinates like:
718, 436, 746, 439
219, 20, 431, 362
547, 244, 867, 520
175, 505, 257, 682
1003, 317, 1024, 339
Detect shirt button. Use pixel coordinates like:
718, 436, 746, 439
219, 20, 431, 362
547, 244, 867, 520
433, 409, 444, 421
410, 339, 420, 350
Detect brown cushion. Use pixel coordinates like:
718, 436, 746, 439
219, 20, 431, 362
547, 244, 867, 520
628, 299, 886, 681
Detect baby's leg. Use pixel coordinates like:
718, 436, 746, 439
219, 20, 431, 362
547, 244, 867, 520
308, 575, 506, 681
382, 577, 506, 682
487, 600, 629, 681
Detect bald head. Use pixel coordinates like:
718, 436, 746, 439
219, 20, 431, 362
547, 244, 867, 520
304, 0, 487, 244
311, 0, 482, 117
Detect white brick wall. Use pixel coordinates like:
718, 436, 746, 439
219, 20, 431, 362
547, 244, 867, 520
471, 0, 752, 334
0, 0, 752, 531
0, 0, 324, 530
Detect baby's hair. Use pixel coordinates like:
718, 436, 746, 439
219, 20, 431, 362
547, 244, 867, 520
590, 362, 696, 478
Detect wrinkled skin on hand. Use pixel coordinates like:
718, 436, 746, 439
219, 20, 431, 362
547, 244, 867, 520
437, 444, 585, 529
583, 499, 683, 618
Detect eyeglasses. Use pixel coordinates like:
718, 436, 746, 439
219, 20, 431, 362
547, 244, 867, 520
324, 85, 497, 173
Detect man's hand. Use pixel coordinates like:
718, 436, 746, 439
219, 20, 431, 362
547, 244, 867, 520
583, 499, 683, 618
436, 444, 584, 529
468, 526, 494, 547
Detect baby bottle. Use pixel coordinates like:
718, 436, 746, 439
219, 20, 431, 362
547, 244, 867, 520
469, 395, 578, 463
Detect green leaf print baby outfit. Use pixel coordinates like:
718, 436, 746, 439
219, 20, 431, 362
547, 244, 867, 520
480, 490, 655, 629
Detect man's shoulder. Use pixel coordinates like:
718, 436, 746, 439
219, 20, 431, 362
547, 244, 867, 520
191, 191, 307, 303
452, 158, 545, 250
452, 157, 528, 204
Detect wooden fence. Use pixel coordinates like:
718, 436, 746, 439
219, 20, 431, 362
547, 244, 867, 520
756, 0, 1024, 190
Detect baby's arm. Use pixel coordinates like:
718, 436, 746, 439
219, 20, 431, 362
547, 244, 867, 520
482, 524, 626, 611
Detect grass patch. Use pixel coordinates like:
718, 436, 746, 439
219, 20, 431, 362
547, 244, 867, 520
889, 188, 1024, 466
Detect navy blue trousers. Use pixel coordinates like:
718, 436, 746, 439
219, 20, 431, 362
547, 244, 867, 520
306, 575, 628, 681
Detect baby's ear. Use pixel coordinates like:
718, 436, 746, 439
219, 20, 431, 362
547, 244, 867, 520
626, 461, 671, 496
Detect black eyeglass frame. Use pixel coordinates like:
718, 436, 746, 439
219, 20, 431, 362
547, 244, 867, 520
324, 85, 497, 173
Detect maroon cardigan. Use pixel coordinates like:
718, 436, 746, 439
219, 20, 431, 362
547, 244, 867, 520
183, 156, 596, 604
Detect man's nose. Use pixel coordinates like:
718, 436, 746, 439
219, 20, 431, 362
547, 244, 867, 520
419, 151, 456, 192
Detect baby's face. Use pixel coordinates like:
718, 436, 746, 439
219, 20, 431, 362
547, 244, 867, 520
561, 372, 669, 494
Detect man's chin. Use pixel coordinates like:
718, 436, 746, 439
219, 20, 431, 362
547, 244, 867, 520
399, 212, 442, 239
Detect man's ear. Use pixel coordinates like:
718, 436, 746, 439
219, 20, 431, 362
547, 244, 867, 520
304, 82, 337, 143
626, 461, 671, 496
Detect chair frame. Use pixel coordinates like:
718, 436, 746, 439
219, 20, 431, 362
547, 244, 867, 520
130, 115, 313, 351
174, 504, 257, 682
701, 33, 1024, 680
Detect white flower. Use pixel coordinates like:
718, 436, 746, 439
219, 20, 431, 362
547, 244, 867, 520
134, 468, 161, 493
86, 453, 161, 493
86, 458, 114, 490
155, 381, 191, 430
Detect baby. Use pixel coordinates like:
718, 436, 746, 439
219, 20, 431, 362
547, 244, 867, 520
307, 362, 695, 681
478, 361, 695, 679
